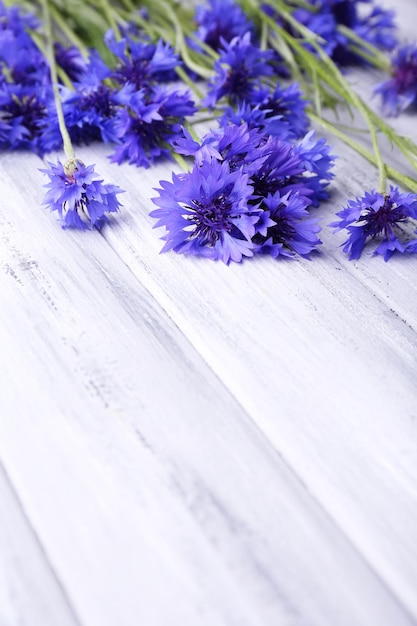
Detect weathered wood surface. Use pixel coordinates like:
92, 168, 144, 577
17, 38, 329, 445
1, 2, 417, 625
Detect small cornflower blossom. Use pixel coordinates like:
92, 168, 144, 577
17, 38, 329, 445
174, 121, 266, 171
110, 84, 197, 168
203, 33, 274, 107
192, 0, 255, 51
106, 31, 179, 88
150, 159, 260, 263
40, 83, 119, 154
253, 190, 322, 258
0, 83, 49, 154
374, 44, 417, 116
220, 103, 287, 139
329, 187, 417, 260
287, 0, 397, 66
41, 159, 124, 230
54, 43, 88, 83
294, 130, 336, 205
0, 3, 49, 87
249, 132, 335, 207
251, 83, 310, 139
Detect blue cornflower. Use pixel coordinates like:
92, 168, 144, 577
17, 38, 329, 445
110, 84, 196, 168
150, 159, 260, 263
174, 121, 266, 172
290, 6, 340, 59
374, 44, 417, 116
253, 190, 322, 258
39, 83, 119, 154
0, 1, 38, 35
192, 0, 255, 51
219, 103, 291, 139
294, 130, 336, 205
249, 136, 306, 196
249, 132, 334, 207
203, 33, 274, 107
41, 159, 124, 230
0, 9, 48, 87
0, 83, 49, 154
250, 83, 310, 139
329, 187, 417, 260
289, 0, 397, 66
54, 43, 88, 83
352, 5, 397, 57
39, 53, 117, 154
106, 31, 179, 88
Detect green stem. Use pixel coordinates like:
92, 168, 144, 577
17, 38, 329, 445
175, 65, 204, 100
337, 25, 391, 72
309, 111, 417, 194
261, 7, 393, 191
350, 94, 387, 192
152, 0, 214, 78
41, 0, 75, 161
97, 0, 122, 40
29, 30, 74, 89
169, 150, 189, 171
48, 3, 89, 59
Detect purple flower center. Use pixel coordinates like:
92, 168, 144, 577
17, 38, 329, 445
80, 85, 114, 115
188, 192, 234, 244
359, 195, 408, 237
224, 65, 252, 103
5, 93, 45, 135
394, 58, 417, 93
331, 1, 357, 27
115, 59, 151, 89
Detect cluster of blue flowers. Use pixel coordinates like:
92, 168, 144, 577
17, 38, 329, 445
287, 0, 397, 66
0, 3, 196, 167
2, 0, 417, 259
193, 0, 397, 67
374, 44, 417, 116
151, 95, 334, 263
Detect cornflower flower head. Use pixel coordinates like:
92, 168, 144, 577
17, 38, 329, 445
248, 133, 334, 207
329, 187, 417, 261
150, 159, 260, 263
193, 0, 255, 51
250, 83, 310, 139
110, 84, 197, 168
290, 0, 397, 66
290, 6, 339, 59
0, 1, 38, 35
353, 5, 397, 56
203, 33, 274, 108
174, 122, 266, 171
249, 136, 306, 197
253, 190, 322, 258
374, 44, 417, 116
54, 43, 88, 83
0, 5, 48, 87
106, 31, 179, 89
0, 83, 49, 154
219, 103, 290, 139
41, 159, 124, 230
40, 82, 119, 154
39, 53, 117, 154
294, 130, 336, 205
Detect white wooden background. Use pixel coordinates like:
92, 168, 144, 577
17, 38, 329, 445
1, 1, 417, 625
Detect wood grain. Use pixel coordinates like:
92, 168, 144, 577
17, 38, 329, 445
1, 2, 417, 624
0, 463, 79, 626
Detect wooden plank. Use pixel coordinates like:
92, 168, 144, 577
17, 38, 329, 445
78, 52, 417, 619
0, 463, 79, 626
0, 151, 415, 625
